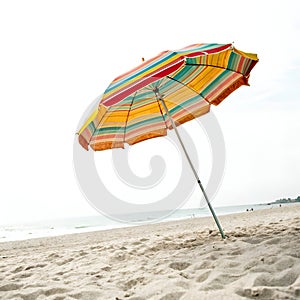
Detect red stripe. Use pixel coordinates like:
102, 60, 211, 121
206, 73, 241, 99
237, 56, 245, 73
102, 59, 185, 106
103, 58, 184, 103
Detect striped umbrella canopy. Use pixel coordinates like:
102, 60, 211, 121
77, 43, 258, 239
78, 43, 258, 151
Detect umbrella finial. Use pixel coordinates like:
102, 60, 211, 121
142, 57, 145, 62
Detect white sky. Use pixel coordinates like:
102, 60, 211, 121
0, 0, 299, 225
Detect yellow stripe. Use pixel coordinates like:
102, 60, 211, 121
234, 48, 258, 61
78, 108, 98, 135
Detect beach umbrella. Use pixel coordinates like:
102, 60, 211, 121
77, 43, 258, 239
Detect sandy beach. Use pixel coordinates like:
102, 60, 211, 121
0, 204, 300, 300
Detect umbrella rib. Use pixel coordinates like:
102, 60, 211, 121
123, 91, 137, 143
185, 63, 244, 76
166, 75, 209, 104
154, 93, 168, 130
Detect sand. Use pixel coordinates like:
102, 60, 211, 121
0, 204, 300, 300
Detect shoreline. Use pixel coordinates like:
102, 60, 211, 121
0, 202, 294, 247
0, 202, 291, 244
0, 203, 298, 249
1, 204, 300, 299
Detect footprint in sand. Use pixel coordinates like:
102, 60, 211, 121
48, 252, 60, 259
169, 262, 191, 271
44, 287, 70, 296
274, 257, 295, 271
0, 283, 23, 291
56, 257, 74, 266
249, 264, 275, 273
131, 241, 142, 246
242, 237, 264, 245
287, 251, 300, 259
243, 259, 259, 271
13, 271, 33, 279
253, 269, 298, 287
196, 270, 211, 283
204, 253, 218, 261
11, 289, 42, 299
203, 273, 241, 290
69, 290, 103, 299
122, 277, 144, 291
11, 266, 24, 273
294, 287, 300, 298
100, 265, 112, 272
55, 271, 66, 276
175, 280, 190, 289
90, 245, 103, 250
49, 296, 65, 300
264, 255, 278, 265
219, 259, 240, 268
52, 277, 61, 282
139, 238, 149, 242
195, 261, 213, 271
263, 237, 282, 245
229, 249, 244, 256
77, 250, 88, 257
159, 291, 185, 300
23, 283, 47, 289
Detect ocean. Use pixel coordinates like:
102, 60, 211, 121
0, 203, 284, 242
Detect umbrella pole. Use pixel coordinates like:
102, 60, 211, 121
158, 96, 226, 239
